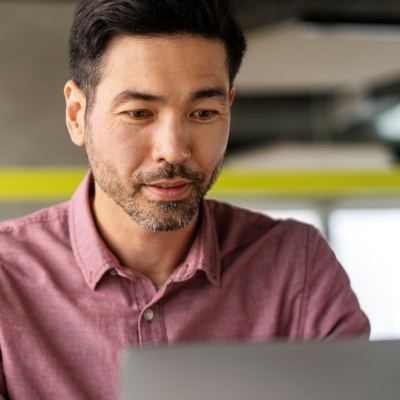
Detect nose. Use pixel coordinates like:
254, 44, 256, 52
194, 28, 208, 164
152, 115, 191, 165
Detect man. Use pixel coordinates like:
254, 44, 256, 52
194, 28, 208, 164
0, 0, 369, 399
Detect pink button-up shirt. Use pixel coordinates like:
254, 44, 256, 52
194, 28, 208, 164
0, 173, 369, 399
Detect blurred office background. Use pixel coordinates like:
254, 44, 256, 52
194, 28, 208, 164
1, 0, 400, 340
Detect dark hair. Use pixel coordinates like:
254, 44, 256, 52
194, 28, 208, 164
68, 0, 247, 105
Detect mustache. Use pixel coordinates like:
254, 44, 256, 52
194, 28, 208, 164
134, 163, 205, 186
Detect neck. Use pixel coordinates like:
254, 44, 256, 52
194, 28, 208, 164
90, 188, 200, 287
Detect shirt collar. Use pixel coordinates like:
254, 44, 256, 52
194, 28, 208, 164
69, 171, 121, 290
69, 171, 221, 290
168, 201, 221, 287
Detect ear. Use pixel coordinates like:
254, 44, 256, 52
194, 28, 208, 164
64, 80, 86, 146
229, 85, 236, 106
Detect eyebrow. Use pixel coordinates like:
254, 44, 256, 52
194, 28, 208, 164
111, 90, 165, 106
190, 87, 229, 103
111, 86, 229, 106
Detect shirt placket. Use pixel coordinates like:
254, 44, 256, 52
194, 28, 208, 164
133, 279, 168, 347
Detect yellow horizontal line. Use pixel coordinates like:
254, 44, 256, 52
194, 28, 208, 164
210, 168, 400, 198
0, 166, 400, 202
0, 167, 87, 201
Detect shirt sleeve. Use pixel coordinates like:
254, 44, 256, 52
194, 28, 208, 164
298, 225, 370, 340
0, 352, 6, 399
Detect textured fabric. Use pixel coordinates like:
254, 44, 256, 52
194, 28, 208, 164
0, 172, 369, 400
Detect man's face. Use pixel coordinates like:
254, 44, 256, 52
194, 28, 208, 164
83, 35, 234, 232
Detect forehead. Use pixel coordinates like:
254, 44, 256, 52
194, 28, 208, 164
96, 34, 229, 97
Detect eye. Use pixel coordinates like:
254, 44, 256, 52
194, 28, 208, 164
125, 110, 153, 119
191, 109, 218, 120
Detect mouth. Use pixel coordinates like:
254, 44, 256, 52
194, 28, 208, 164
143, 180, 192, 201
148, 180, 191, 188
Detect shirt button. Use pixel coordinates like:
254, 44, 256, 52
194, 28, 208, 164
143, 309, 154, 321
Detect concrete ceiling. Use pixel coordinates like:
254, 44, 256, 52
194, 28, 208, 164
1, 0, 400, 160
233, 0, 400, 30
13, 1, 400, 30
235, 21, 400, 94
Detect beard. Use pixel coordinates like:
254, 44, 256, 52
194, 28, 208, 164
85, 132, 224, 232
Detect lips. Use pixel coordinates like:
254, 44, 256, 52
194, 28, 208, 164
150, 180, 189, 188
144, 180, 192, 201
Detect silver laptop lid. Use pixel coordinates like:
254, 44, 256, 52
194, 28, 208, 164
120, 340, 400, 400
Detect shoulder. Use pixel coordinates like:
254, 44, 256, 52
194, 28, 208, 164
203, 199, 326, 267
0, 202, 69, 233
0, 202, 70, 261
204, 199, 317, 240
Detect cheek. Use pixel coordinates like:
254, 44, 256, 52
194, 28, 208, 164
89, 112, 147, 158
109, 138, 147, 174
195, 124, 229, 165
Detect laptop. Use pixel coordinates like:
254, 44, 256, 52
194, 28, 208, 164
120, 339, 400, 400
